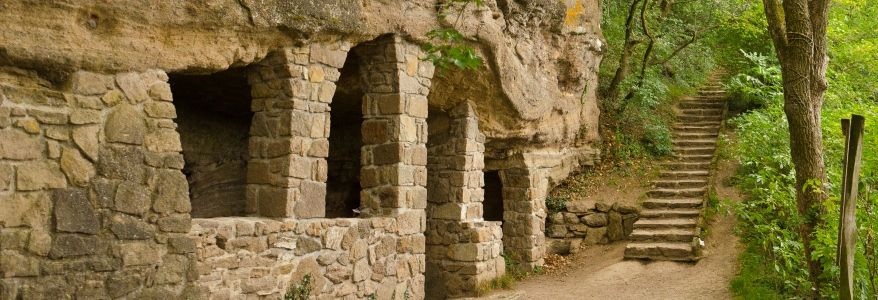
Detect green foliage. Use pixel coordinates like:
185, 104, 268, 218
284, 274, 312, 300
598, 0, 729, 162
729, 49, 878, 298
422, 0, 485, 71
723, 51, 782, 112
545, 195, 568, 215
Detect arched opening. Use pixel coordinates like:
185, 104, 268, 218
325, 45, 365, 218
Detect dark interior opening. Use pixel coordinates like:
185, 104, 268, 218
168, 68, 253, 218
325, 47, 364, 218
483, 170, 504, 222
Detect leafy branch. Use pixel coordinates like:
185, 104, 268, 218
422, 0, 486, 71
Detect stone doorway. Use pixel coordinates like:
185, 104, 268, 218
168, 68, 253, 218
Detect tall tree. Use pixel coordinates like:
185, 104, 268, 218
762, 0, 831, 297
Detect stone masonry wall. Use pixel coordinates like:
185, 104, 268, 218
191, 36, 432, 298
545, 201, 640, 255
0, 67, 197, 299
425, 103, 504, 298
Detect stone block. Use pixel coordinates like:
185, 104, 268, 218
70, 109, 101, 124
16, 161, 67, 191
152, 170, 190, 213
110, 213, 155, 240
0, 164, 12, 191
0, 129, 42, 160
155, 254, 187, 284
168, 236, 196, 254
101, 90, 125, 106
115, 181, 151, 215
144, 102, 177, 119
310, 43, 349, 68
0, 192, 51, 228
60, 148, 95, 186
106, 271, 143, 298
157, 214, 191, 233
616, 203, 640, 214
0, 250, 40, 277
118, 242, 160, 266
361, 119, 389, 144
14, 118, 40, 134
49, 234, 98, 258
72, 125, 100, 160
116, 72, 150, 103
566, 200, 594, 213
71, 71, 114, 95
148, 82, 173, 101
105, 104, 146, 144
582, 213, 608, 227
295, 180, 326, 219
256, 187, 295, 217
98, 146, 145, 182
607, 211, 624, 241
53, 188, 100, 234
547, 225, 567, 238
28, 110, 68, 125
145, 129, 182, 153
27, 230, 51, 256
44, 126, 68, 140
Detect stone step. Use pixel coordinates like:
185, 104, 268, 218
673, 147, 716, 155
647, 187, 707, 198
639, 208, 702, 218
673, 139, 716, 147
624, 242, 695, 261
673, 124, 721, 131
642, 198, 704, 209
629, 228, 696, 242
653, 179, 708, 189
678, 102, 725, 109
661, 161, 710, 171
671, 154, 714, 161
673, 132, 718, 139
679, 108, 724, 116
659, 170, 709, 179
633, 217, 698, 229
678, 115, 723, 122
680, 120, 722, 126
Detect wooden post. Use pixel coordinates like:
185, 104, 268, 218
839, 115, 865, 300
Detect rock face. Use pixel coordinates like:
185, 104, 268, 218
0, 0, 603, 299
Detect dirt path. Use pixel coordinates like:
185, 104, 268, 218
478, 156, 744, 300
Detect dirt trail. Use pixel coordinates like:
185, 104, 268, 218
478, 157, 744, 300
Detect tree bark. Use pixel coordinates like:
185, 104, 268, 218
604, 0, 643, 106
761, 0, 831, 297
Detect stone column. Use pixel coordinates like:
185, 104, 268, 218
425, 102, 505, 298
245, 43, 349, 218
501, 164, 549, 269
355, 35, 431, 221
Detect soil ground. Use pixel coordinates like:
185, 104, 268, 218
477, 145, 744, 300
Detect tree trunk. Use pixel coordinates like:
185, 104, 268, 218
762, 0, 830, 297
604, 0, 643, 106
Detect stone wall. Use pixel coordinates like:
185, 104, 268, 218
0, 67, 197, 299
189, 217, 423, 299
545, 201, 640, 255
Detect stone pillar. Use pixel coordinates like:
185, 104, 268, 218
245, 43, 349, 218
355, 35, 431, 220
501, 164, 549, 269
425, 102, 505, 298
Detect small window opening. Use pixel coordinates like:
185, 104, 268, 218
483, 170, 504, 222
168, 68, 253, 218
325, 48, 364, 218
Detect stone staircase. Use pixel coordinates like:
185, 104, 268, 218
624, 76, 728, 261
